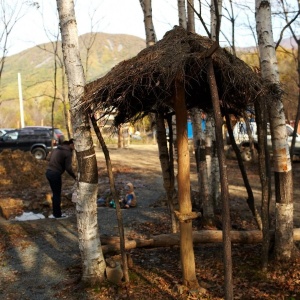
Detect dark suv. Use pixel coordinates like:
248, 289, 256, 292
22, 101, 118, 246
0, 127, 64, 160
23, 126, 64, 142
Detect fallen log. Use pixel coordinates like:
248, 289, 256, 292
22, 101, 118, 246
101, 228, 300, 254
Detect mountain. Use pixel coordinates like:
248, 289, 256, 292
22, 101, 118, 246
279, 36, 299, 49
236, 36, 298, 53
1, 32, 146, 101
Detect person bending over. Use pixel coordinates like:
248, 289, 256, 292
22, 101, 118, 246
46, 140, 76, 218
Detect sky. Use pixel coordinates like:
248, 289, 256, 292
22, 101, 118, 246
5, 0, 297, 56
8, 0, 180, 55
5, 0, 253, 56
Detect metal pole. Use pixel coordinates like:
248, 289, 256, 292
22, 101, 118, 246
18, 72, 25, 128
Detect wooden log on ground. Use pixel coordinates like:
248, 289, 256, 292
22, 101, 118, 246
101, 228, 300, 254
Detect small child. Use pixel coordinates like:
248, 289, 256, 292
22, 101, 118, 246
120, 182, 137, 208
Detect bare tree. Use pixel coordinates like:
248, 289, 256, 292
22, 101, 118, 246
139, 0, 177, 232
178, 0, 187, 28
81, 4, 101, 79
210, 0, 222, 42
221, 0, 236, 55
56, 0, 106, 284
139, 0, 156, 46
275, 0, 300, 158
256, 0, 294, 261
0, 0, 37, 97
36, 33, 71, 138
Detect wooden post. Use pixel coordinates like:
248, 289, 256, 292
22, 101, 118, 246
207, 58, 233, 299
174, 75, 199, 289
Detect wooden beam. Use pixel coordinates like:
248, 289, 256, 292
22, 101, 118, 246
101, 229, 300, 254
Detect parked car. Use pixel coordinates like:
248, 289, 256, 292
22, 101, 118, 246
23, 126, 64, 143
0, 127, 64, 160
229, 121, 300, 161
0, 128, 15, 137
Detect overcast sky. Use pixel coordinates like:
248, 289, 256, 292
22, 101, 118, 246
6, 0, 295, 56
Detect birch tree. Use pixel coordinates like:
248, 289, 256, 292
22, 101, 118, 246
210, 0, 222, 42
139, 0, 156, 47
56, 0, 106, 284
187, 0, 204, 211
0, 0, 36, 96
178, 0, 187, 28
255, 0, 294, 261
275, 0, 300, 158
139, 0, 177, 232
209, 0, 223, 210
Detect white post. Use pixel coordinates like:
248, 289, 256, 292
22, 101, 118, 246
18, 73, 25, 128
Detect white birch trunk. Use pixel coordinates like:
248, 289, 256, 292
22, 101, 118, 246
209, 0, 222, 211
210, 0, 223, 41
205, 113, 217, 216
178, 0, 187, 29
255, 0, 294, 261
187, 0, 195, 32
191, 108, 203, 206
56, 0, 106, 283
139, 0, 156, 47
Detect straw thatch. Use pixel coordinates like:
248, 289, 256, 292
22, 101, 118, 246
84, 26, 280, 125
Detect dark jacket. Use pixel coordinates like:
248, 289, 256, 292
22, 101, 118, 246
47, 145, 76, 179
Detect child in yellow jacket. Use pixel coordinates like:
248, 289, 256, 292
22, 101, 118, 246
120, 182, 137, 208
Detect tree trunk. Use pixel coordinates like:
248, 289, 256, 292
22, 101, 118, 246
290, 42, 300, 158
139, 0, 156, 47
187, 0, 195, 32
243, 111, 258, 161
205, 114, 217, 216
174, 75, 199, 289
256, 0, 294, 261
90, 112, 129, 282
139, 0, 178, 233
254, 99, 272, 270
210, 0, 222, 42
191, 109, 208, 210
56, 0, 106, 284
225, 113, 262, 230
211, 123, 220, 210
156, 113, 177, 233
177, 0, 187, 29
207, 58, 233, 299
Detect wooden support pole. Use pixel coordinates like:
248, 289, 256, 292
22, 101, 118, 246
174, 75, 199, 289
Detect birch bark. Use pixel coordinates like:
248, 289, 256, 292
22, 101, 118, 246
56, 0, 106, 284
178, 0, 187, 28
255, 0, 294, 261
139, 0, 156, 46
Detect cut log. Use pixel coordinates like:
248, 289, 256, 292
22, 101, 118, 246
101, 229, 300, 254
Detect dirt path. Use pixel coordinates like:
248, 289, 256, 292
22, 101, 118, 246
1, 144, 300, 299
0, 144, 170, 299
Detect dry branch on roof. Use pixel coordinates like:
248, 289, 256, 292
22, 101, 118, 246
84, 26, 281, 125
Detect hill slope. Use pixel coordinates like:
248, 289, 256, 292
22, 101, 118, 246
0, 32, 145, 127
1, 32, 146, 101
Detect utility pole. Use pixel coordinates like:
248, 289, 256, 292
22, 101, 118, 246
18, 73, 25, 128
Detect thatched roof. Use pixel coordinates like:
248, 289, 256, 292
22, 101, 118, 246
84, 26, 280, 125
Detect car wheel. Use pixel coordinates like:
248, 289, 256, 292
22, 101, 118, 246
32, 148, 46, 160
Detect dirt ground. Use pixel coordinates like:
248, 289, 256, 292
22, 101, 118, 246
1, 144, 300, 299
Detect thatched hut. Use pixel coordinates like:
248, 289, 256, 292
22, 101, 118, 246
83, 26, 281, 289
83, 26, 278, 124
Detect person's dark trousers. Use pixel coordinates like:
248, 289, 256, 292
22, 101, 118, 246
46, 169, 62, 218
